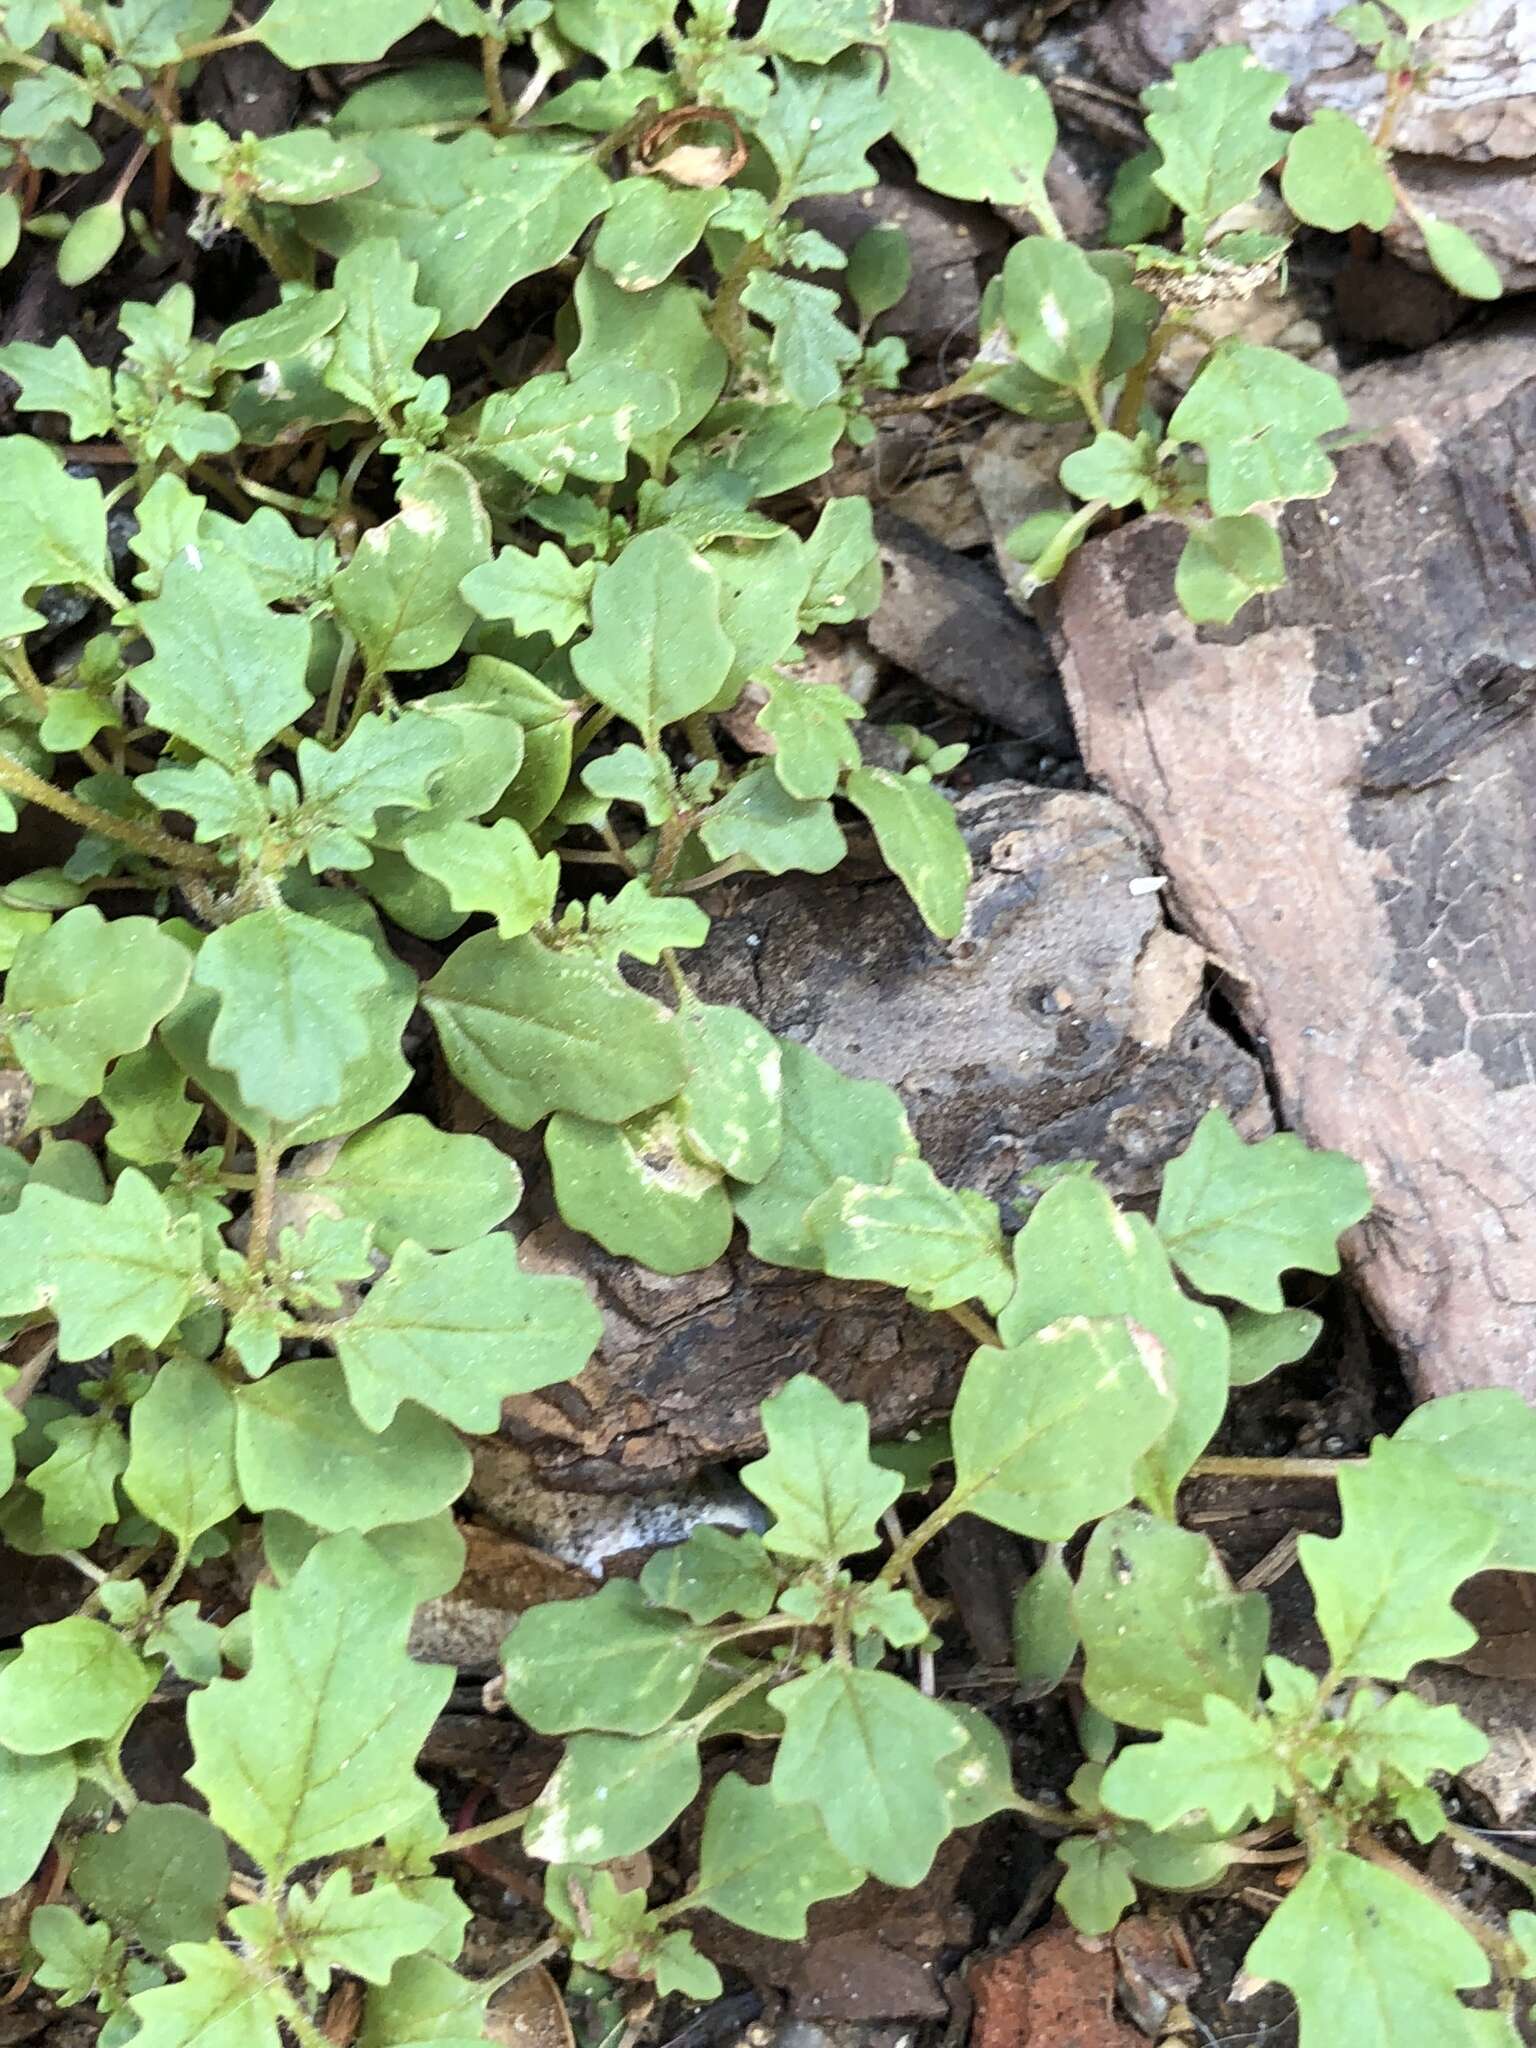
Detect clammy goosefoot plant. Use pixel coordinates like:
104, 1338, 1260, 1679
0, 0, 1522, 2042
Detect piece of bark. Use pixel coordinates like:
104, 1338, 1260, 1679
1053, 317, 1536, 1405
869, 511, 1075, 749
504, 782, 1268, 1488
1084, 0, 1536, 287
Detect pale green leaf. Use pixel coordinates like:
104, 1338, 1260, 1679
1281, 110, 1395, 232
0, 1617, 154, 1755
1001, 237, 1114, 389
1011, 1553, 1078, 1698
1101, 1696, 1285, 1832
1245, 1851, 1493, 2048
700, 761, 847, 875
1155, 1107, 1371, 1310
0, 438, 117, 638
1298, 1437, 1495, 1680
593, 179, 729, 292
424, 931, 687, 1129
758, 0, 886, 61
1055, 1836, 1136, 1938
546, 1106, 733, 1274
523, 1724, 701, 1864
72, 1802, 228, 1958
804, 1153, 1012, 1312
1396, 1390, 1536, 1571
1003, 1175, 1230, 1511
186, 1533, 452, 1880
124, 1361, 241, 1548
798, 494, 882, 628
316, 1114, 523, 1253
191, 907, 390, 1126
275, 1869, 446, 1991
29, 1411, 127, 1546
1075, 1511, 1267, 1731
235, 1358, 470, 1533
845, 765, 970, 938
676, 1000, 782, 1183
579, 879, 710, 965
0, 336, 114, 438
555, 0, 672, 68
0, 1747, 76, 1896
1418, 213, 1502, 300
740, 271, 861, 409
570, 529, 733, 745
356, 1955, 488, 2048
1060, 429, 1162, 510
950, 1316, 1175, 1539
417, 150, 614, 338
296, 710, 464, 862
1175, 513, 1286, 625
734, 1039, 915, 1267
1167, 343, 1350, 517
756, 50, 889, 202
3, 906, 191, 1098
0, 1171, 202, 1360
1227, 1305, 1322, 1386
401, 819, 558, 940
639, 1526, 779, 1624
1339, 1689, 1486, 1792
502, 1579, 709, 1736
885, 24, 1055, 209
101, 1042, 199, 1166
1143, 44, 1287, 240
321, 237, 439, 421
334, 1235, 602, 1431
759, 674, 863, 800
847, 222, 912, 327
256, 0, 435, 65
460, 543, 596, 646
770, 1662, 963, 1884
125, 1939, 285, 2048
334, 458, 490, 676
740, 1373, 900, 1562
691, 1774, 863, 1935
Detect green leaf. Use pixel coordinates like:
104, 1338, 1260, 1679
418, 149, 614, 339
29, 1412, 127, 1546
594, 179, 729, 292
568, 266, 726, 469
1102, 1695, 1284, 1832
401, 818, 557, 940
546, 1106, 733, 1274
1060, 429, 1162, 511
1281, 110, 1395, 232
131, 550, 311, 770
424, 931, 687, 1129
235, 1359, 470, 1533
885, 24, 1055, 209
3, 906, 191, 1098
1074, 1512, 1267, 1731
502, 1579, 709, 1736
262, 1869, 443, 1993
0, 336, 114, 438
72, 1803, 228, 1959
1388, 0, 1483, 35
1011, 1553, 1078, 1697
0, 1172, 202, 1361
555, 0, 672, 68
844, 766, 970, 939
847, 222, 912, 325
1167, 343, 1350, 517
191, 907, 390, 1126
356, 1955, 488, 2048
1396, 1390, 1536, 1571
691, 1774, 864, 1935
316, 1115, 523, 1254
102, 1043, 199, 1167
570, 529, 733, 746
1245, 1851, 1493, 2048
1175, 513, 1286, 624
256, 0, 435, 64
1001, 238, 1115, 390
1227, 1305, 1322, 1386
676, 1000, 783, 1183
949, 1317, 1175, 1540
758, 0, 886, 60
1155, 1107, 1371, 1310
759, 674, 863, 800
1339, 1688, 1486, 1792
471, 367, 660, 493
698, 760, 848, 876
640, 1527, 779, 1625
579, 880, 710, 966
734, 1040, 915, 1268
1003, 1175, 1231, 1511
804, 1154, 1012, 1313
1418, 213, 1502, 300
28, 1907, 117, 2008
769, 1662, 964, 1885
125, 1940, 285, 2048
0, 1617, 154, 1754
524, 1725, 701, 1864
0, 1747, 76, 1895
334, 458, 490, 676
1298, 1437, 1495, 1680
461, 543, 596, 646
741, 1373, 901, 1562
798, 494, 882, 628
740, 271, 861, 409
1143, 44, 1287, 242
0, 438, 117, 637
334, 1234, 602, 1432
124, 1361, 241, 1549
756, 50, 889, 202
296, 710, 464, 866
1055, 1836, 1136, 1938
187, 1534, 452, 1880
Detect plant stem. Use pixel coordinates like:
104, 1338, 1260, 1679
482, 1938, 563, 1996
180, 25, 263, 58
319, 632, 357, 745
246, 1139, 281, 1274
438, 1805, 532, 1855
0, 749, 221, 872
1446, 1822, 1536, 1899
878, 1498, 959, 1588
481, 36, 512, 132
1190, 1454, 1353, 1483
945, 1303, 1002, 1349
867, 364, 990, 417
1007, 1793, 1082, 1830
1112, 315, 1182, 437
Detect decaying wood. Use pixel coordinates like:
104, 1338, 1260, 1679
1054, 317, 1536, 1405
504, 782, 1267, 1488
